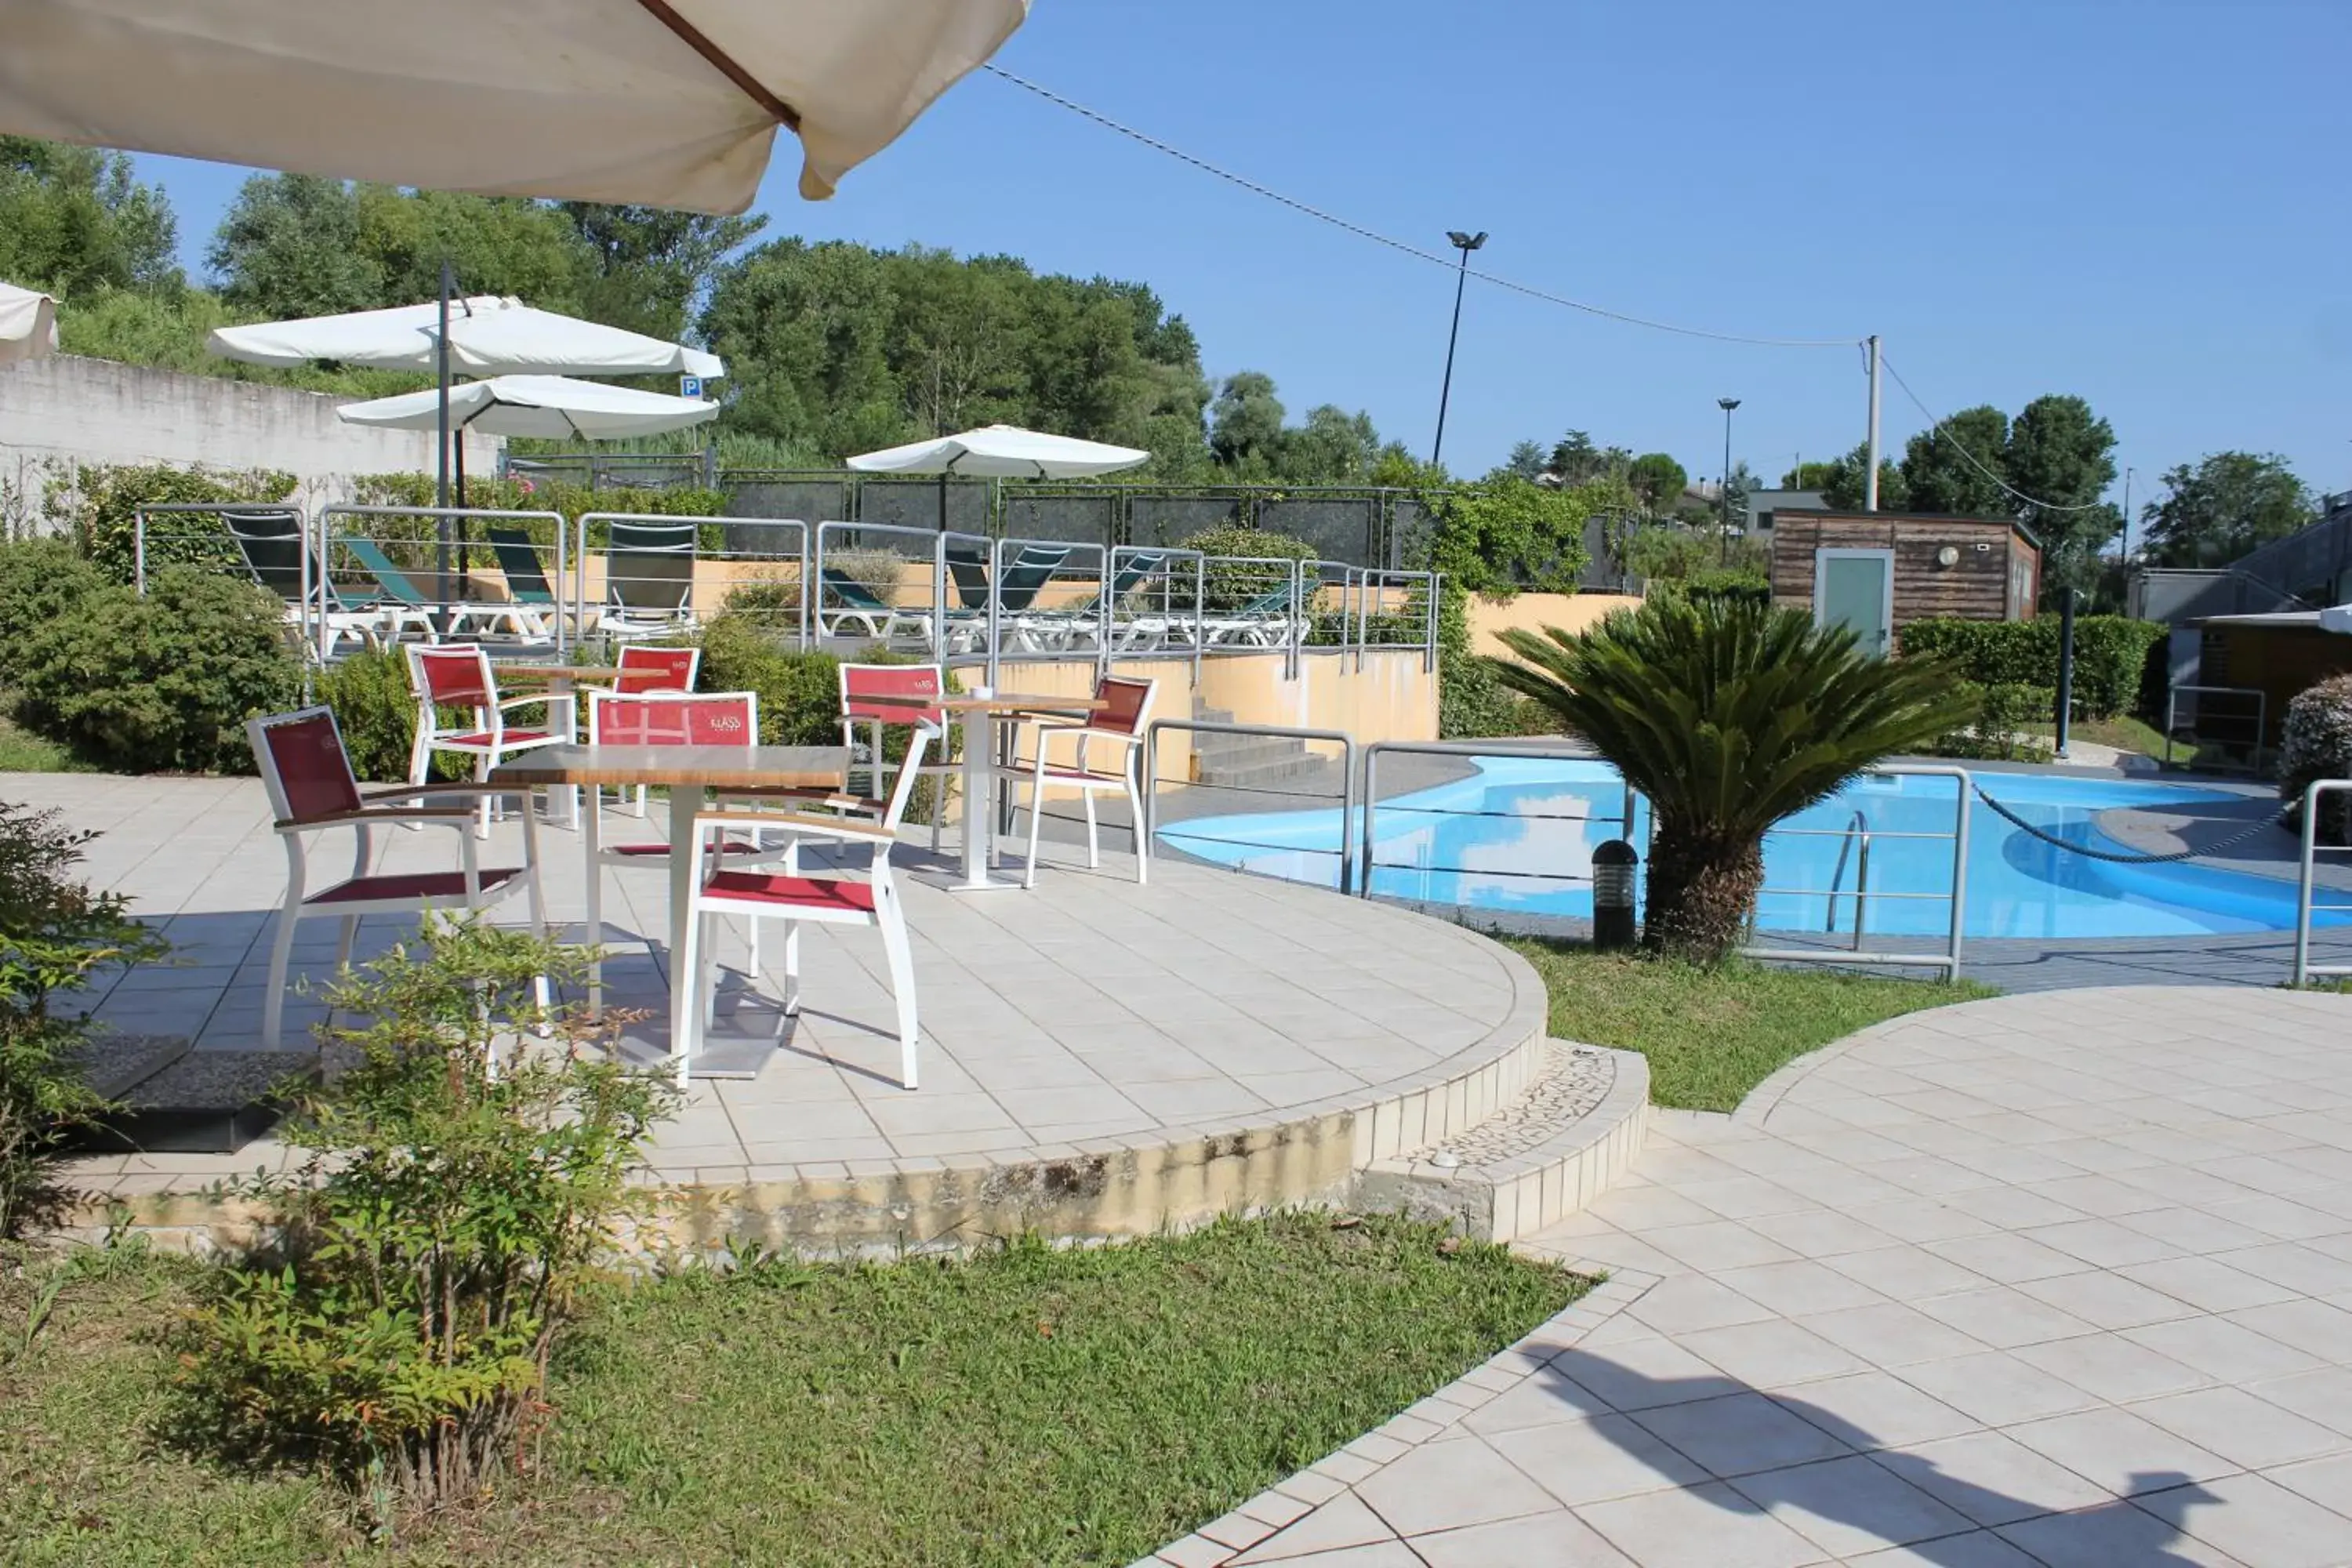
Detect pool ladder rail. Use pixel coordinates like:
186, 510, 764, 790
1824, 808, 1872, 949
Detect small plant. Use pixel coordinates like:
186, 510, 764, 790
171, 920, 674, 1519
2280, 673, 2352, 843
1177, 524, 1319, 612
819, 546, 917, 603
11, 568, 302, 774
0, 802, 166, 1238
1929, 681, 2054, 763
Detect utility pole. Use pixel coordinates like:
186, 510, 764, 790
2118, 466, 2134, 563
434, 257, 453, 630
1717, 397, 1741, 563
1430, 230, 1486, 470
1864, 333, 1882, 512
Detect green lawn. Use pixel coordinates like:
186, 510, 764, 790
1508, 941, 1991, 1112
2, 1216, 1588, 1566
0, 714, 89, 773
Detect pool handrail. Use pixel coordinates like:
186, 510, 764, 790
1745, 761, 1971, 980
2293, 777, 2352, 988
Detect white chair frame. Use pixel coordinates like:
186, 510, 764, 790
1000, 677, 1157, 889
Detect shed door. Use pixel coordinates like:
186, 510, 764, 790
1815, 548, 1894, 656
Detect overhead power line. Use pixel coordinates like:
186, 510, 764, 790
1878, 358, 2114, 514
982, 65, 1855, 350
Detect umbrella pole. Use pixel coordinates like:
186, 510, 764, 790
434, 258, 453, 636
456, 432, 470, 603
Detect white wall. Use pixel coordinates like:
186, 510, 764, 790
0, 354, 501, 529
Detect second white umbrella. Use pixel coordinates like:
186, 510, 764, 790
337, 375, 720, 441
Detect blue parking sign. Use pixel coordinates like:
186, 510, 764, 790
679, 375, 703, 400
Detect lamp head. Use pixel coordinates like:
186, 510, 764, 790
1446, 230, 1488, 252
1719, 397, 1742, 412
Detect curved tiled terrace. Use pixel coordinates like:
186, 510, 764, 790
1154, 985, 2352, 1567
20, 774, 1572, 1250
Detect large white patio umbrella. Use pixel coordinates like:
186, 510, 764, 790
337, 374, 720, 442
0, 1, 1029, 214
208, 296, 724, 380
848, 423, 1151, 531
0, 281, 59, 365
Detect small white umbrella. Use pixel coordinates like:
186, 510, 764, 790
848, 423, 1151, 532
0, 1, 1029, 214
0, 281, 59, 365
847, 423, 1151, 479
209, 297, 724, 379
337, 374, 721, 441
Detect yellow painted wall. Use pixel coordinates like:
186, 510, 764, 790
1465, 592, 1641, 661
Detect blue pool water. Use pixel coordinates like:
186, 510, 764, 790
1156, 760, 2332, 941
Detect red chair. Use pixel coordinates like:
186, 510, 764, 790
675, 728, 930, 1089
840, 662, 956, 852
248, 706, 547, 1054
581, 689, 773, 1016
1003, 674, 1157, 888
608, 644, 703, 818
405, 644, 567, 836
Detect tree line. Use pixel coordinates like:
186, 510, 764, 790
2, 137, 2331, 583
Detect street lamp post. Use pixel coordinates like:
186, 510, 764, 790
1430, 230, 1486, 470
1717, 397, 1741, 564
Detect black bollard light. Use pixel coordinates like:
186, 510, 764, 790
1593, 838, 1639, 952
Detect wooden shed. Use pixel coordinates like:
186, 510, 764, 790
1769, 510, 2041, 656
2187, 612, 2352, 753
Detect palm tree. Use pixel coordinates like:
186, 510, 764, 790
1491, 597, 1976, 964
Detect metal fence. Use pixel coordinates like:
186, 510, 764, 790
1142, 719, 1359, 894
1356, 742, 1637, 909
1742, 764, 1972, 980
2294, 779, 2352, 988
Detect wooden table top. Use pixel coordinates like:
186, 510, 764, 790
488, 744, 849, 789
492, 664, 621, 683
859, 691, 1107, 714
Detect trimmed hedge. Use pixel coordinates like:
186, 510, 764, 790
1896, 615, 2165, 720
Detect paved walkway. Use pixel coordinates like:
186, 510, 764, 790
1153, 985, 2352, 1567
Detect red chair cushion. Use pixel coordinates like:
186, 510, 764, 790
308, 868, 523, 905
701, 871, 876, 915
441, 728, 555, 748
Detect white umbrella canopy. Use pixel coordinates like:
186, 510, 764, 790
847, 424, 1152, 480
209, 297, 724, 379
337, 375, 720, 440
0, 0, 1029, 214
0, 281, 59, 365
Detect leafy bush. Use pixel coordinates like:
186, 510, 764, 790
13, 568, 302, 773
1896, 616, 2165, 720
1928, 682, 2052, 763
39, 462, 298, 583
310, 647, 479, 785
2279, 673, 2352, 843
1178, 524, 1320, 613
0, 539, 111, 701
819, 546, 915, 601
172, 921, 673, 1518
691, 615, 844, 746
0, 802, 166, 1236
1423, 477, 1598, 597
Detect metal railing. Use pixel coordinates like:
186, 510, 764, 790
2293, 779, 2352, 987
1142, 719, 1359, 894
1744, 764, 1971, 979
1356, 742, 1638, 904
1824, 808, 1873, 949
317, 504, 572, 661
2165, 684, 2268, 772
575, 511, 808, 653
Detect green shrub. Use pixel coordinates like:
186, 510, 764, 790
13, 569, 302, 773
2279, 673, 2352, 843
1896, 616, 2165, 720
310, 646, 480, 785
0, 539, 111, 700
1927, 681, 2053, 763
1178, 524, 1319, 613
172, 921, 673, 1518
691, 614, 844, 746
40, 463, 298, 583
0, 801, 167, 1237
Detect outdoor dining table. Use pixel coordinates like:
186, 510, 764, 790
864, 690, 1106, 894
487, 743, 850, 1070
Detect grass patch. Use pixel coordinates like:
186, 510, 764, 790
1508, 941, 1992, 1112
2, 1215, 1587, 1566
0, 714, 90, 773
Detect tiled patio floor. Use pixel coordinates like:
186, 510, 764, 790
1152, 985, 2352, 1567
9, 775, 1539, 1192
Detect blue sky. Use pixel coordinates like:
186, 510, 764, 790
132, 0, 2352, 511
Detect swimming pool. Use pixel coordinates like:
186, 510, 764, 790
1156, 759, 2328, 941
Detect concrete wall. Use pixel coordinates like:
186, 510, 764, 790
0, 354, 500, 531
1465, 592, 1642, 661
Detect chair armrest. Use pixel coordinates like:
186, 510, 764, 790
277, 806, 477, 831
495, 692, 553, 712
720, 787, 884, 814
358, 782, 536, 803
694, 808, 896, 842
